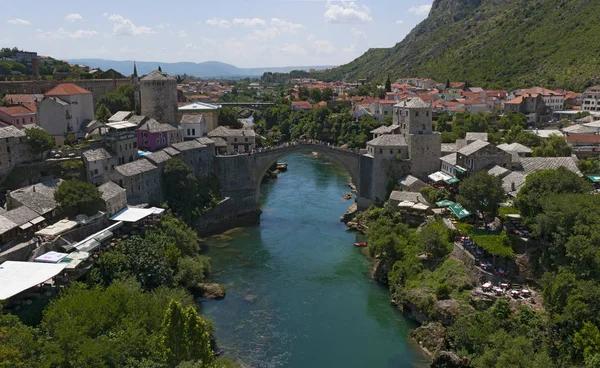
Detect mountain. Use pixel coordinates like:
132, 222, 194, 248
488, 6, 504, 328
319, 0, 600, 91
67, 59, 332, 78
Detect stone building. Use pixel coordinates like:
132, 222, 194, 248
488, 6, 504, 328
180, 114, 207, 140
207, 126, 256, 153
109, 158, 162, 205
37, 83, 94, 145
455, 140, 512, 174
6, 179, 61, 220
171, 140, 214, 178
104, 120, 139, 165
136, 118, 183, 152
366, 135, 409, 159
393, 98, 442, 178
140, 70, 178, 126
98, 181, 127, 216
582, 86, 600, 112
0, 126, 32, 178
82, 148, 114, 184
178, 102, 220, 133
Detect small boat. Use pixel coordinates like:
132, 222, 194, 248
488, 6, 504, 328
354, 242, 368, 247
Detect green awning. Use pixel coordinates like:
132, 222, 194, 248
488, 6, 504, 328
449, 203, 473, 219
435, 200, 455, 207
587, 175, 600, 183
445, 177, 460, 185
454, 165, 467, 173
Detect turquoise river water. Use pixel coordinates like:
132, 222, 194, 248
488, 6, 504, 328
201, 153, 427, 368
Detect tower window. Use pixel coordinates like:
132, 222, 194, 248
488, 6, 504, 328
415, 111, 419, 117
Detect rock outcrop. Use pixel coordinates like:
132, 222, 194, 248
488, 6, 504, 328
431, 350, 470, 368
191, 283, 226, 300
410, 322, 446, 357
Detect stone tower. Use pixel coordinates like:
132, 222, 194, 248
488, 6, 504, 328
394, 98, 441, 178
132, 62, 141, 115
140, 69, 178, 125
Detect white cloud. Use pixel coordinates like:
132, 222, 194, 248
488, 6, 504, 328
280, 43, 307, 56
396, 20, 405, 24
324, 2, 372, 24
186, 38, 216, 50
351, 27, 366, 39
65, 13, 83, 22
313, 40, 336, 54
408, 4, 432, 15
253, 27, 280, 40
343, 44, 357, 53
205, 17, 231, 28
177, 30, 188, 38
233, 18, 267, 27
37, 28, 97, 40
270, 18, 304, 33
7, 18, 31, 25
108, 14, 154, 36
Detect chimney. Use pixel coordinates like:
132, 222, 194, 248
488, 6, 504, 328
511, 182, 516, 191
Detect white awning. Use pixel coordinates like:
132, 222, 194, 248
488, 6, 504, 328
0, 261, 68, 300
428, 171, 452, 182
412, 203, 430, 211
34, 251, 69, 264
19, 222, 33, 230
109, 207, 165, 223
30, 216, 45, 225
35, 219, 78, 237
398, 201, 416, 208
76, 239, 100, 253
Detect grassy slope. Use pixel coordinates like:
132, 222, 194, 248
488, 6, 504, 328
319, 0, 600, 91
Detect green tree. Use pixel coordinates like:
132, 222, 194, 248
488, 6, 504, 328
54, 179, 103, 217
385, 74, 392, 92
218, 107, 241, 128
95, 103, 112, 123
164, 158, 200, 223
418, 221, 452, 260
25, 127, 54, 159
515, 168, 592, 219
533, 134, 572, 157
457, 171, 504, 215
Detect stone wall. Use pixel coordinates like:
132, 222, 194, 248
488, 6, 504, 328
408, 133, 442, 179
0, 79, 131, 100
194, 197, 260, 235
140, 79, 178, 125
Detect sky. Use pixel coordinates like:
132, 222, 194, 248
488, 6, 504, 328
1, 0, 433, 68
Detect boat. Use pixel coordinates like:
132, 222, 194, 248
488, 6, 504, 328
354, 242, 367, 247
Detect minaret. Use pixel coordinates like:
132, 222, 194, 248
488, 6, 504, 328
132, 61, 141, 114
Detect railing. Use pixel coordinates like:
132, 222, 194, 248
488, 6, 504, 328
217, 140, 361, 157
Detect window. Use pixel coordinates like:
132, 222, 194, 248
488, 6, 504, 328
234, 138, 238, 142
415, 111, 419, 117
94, 169, 98, 175
379, 149, 383, 154
187, 129, 190, 135
426, 111, 429, 117
156, 138, 160, 145
245, 138, 248, 142
405, 111, 408, 116
192, 128, 195, 135
133, 142, 137, 148
422, 124, 425, 130
390, 149, 393, 154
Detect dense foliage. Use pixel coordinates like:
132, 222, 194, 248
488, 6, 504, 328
95, 84, 135, 114
54, 179, 103, 217
457, 171, 504, 215
25, 127, 55, 159
317, 0, 600, 90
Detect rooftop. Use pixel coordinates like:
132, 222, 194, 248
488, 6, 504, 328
138, 119, 179, 133
440, 153, 457, 165
497, 143, 533, 154
518, 157, 581, 176
196, 137, 215, 146
98, 181, 126, 201
207, 126, 256, 138
108, 111, 133, 122
367, 134, 408, 147
45, 83, 91, 96
140, 70, 176, 81
114, 158, 157, 177
178, 102, 220, 111
457, 139, 490, 156
0, 125, 26, 139
82, 147, 112, 162
465, 132, 488, 142
2, 206, 43, 226
210, 136, 228, 147
162, 147, 180, 156
394, 97, 431, 109
488, 165, 511, 178
180, 114, 205, 125
8, 179, 61, 216
126, 115, 148, 126
389, 191, 430, 205
172, 140, 205, 152
145, 150, 172, 165
0, 261, 68, 300
0, 105, 35, 116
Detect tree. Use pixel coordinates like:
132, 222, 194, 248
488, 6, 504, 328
385, 74, 392, 92
418, 221, 452, 260
95, 91, 131, 114
95, 103, 112, 123
532, 134, 572, 157
218, 107, 241, 128
515, 167, 592, 219
25, 127, 54, 159
457, 171, 504, 215
158, 65, 162, 72
322, 87, 334, 101
54, 179, 103, 217
163, 158, 200, 223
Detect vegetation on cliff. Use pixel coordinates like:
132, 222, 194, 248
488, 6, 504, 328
318, 0, 600, 90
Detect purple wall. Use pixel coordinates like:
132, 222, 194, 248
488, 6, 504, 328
136, 130, 169, 152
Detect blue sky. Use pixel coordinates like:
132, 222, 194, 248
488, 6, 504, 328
1, 0, 432, 67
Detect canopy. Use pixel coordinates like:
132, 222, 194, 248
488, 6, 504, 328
454, 165, 467, 174
60, 251, 90, 269
587, 175, 600, 183
0, 261, 67, 300
445, 177, 460, 185
428, 171, 452, 183
435, 200, 455, 207
109, 207, 165, 223
34, 251, 69, 263
412, 203, 430, 211
449, 203, 473, 219
398, 200, 416, 208
76, 239, 100, 253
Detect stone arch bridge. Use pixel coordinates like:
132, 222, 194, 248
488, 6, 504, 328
214, 143, 411, 218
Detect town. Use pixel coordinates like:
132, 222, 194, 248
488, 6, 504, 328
2, 47, 600, 367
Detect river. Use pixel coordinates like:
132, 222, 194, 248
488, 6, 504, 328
201, 153, 427, 368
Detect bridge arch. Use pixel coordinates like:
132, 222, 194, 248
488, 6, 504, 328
253, 144, 361, 198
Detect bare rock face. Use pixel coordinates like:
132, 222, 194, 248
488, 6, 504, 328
431, 350, 470, 368
411, 322, 446, 356
371, 258, 391, 284
192, 283, 226, 300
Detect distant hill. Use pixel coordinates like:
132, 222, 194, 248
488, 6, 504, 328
318, 0, 600, 91
67, 59, 333, 78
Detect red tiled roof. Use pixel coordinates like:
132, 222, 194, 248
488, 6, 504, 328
45, 83, 92, 96
3, 94, 44, 104
0, 105, 35, 116
567, 134, 600, 144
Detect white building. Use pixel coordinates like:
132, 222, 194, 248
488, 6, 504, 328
180, 114, 207, 140
582, 86, 600, 112
37, 83, 94, 145
178, 102, 220, 133
207, 126, 256, 153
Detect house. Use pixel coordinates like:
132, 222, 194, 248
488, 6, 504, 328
465, 132, 488, 143
370, 124, 400, 139
291, 101, 314, 111
398, 175, 427, 192
178, 102, 220, 133
388, 191, 430, 209
0, 206, 46, 244
207, 126, 256, 153
180, 114, 207, 140
455, 140, 512, 175
366, 135, 409, 159
37, 83, 94, 145
104, 120, 138, 166
0, 126, 31, 177
6, 179, 61, 220
109, 158, 162, 206
108, 111, 133, 123
503, 94, 549, 125
369, 100, 396, 122
502, 157, 582, 197
82, 148, 113, 185
582, 86, 600, 112
566, 134, 600, 149
136, 118, 183, 152
516, 87, 565, 111
171, 140, 214, 178
497, 143, 533, 157
0, 105, 36, 128
440, 153, 458, 177
98, 181, 127, 216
